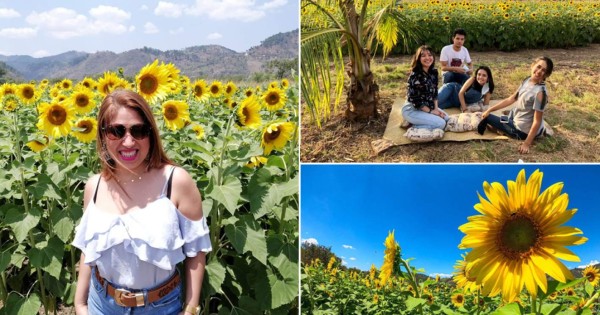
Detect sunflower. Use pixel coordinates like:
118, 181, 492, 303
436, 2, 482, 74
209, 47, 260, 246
2, 94, 20, 111
453, 255, 481, 293
327, 257, 335, 271
161, 100, 190, 131
17, 83, 39, 105
269, 81, 278, 89
236, 96, 262, 128
224, 81, 237, 97
26, 136, 50, 152
78, 77, 97, 91
582, 265, 600, 286
209, 81, 222, 98
281, 78, 290, 89
369, 264, 377, 281
37, 101, 75, 138
70, 88, 96, 114
245, 156, 267, 168
97, 71, 129, 97
190, 124, 205, 139
262, 87, 287, 111
58, 79, 73, 90
261, 121, 295, 155
458, 169, 587, 303
451, 293, 465, 308
244, 88, 253, 97
379, 230, 400, 286
0, 83, 16, 97
72, 117, 97, 143
136, 60, 172, 104
192, 79, 209, 101
179, 76, 191, 93
424, 292, 434, 305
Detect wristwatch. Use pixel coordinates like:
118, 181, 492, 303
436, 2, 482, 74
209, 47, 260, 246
183, 303, 200, 315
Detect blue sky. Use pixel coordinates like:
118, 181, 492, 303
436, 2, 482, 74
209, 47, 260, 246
301, 164, 600, 278
0, 0, 298, 57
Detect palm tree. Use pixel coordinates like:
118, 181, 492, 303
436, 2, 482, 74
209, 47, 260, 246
301, 0, 417, 125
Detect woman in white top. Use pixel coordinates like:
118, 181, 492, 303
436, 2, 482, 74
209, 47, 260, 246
73, 90, 212, 315
438, 65, 495, 112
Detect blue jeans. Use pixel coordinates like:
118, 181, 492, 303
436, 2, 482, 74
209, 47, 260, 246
88, 268, 182, 315
402, 103, 449, 130
438, 83, 483, 109
443, 72, 469, 85
486, 114, 529, 140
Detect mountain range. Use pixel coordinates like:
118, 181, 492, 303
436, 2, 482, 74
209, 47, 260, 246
0, 29, 298, 82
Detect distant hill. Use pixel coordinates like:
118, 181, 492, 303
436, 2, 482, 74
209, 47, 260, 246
0, 29, 298, 82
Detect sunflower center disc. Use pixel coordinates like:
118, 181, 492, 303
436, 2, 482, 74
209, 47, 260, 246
499, 214, 539, 258
140, 76, 158, 95
79, 121, 92, 133
23, 88, 34, 99
49, 106, 67, 125
194, 86, 203, 96
165, 106, 178, 120
266, 129, 281, 141
76, 96, 89, 107
267, 93, 279, 105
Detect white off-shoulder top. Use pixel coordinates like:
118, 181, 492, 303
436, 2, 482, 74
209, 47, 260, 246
72, 166, 212, 289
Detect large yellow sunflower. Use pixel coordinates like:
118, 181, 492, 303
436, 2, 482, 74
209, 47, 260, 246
37, 101, 75, 138
2, 94, 20, 111
17, 83, 39, 105
161, 100, 190, 131
192, 79, 209, 101
0, 83, 16, 97
451, 293, 465, 308
190, 124, 205, 139
72, 117, 97, 143
70, 88, 96, 114
582, 265, 600, 286
262, 87, 287, 111
453, 255, 481, 293
378, 230, 399, 286
261, 121, 295, 155
236, 96, 262, 128
136, 59, 172, 104
224, 81, 237, 97
78, 77, 97, 91
26, 136, 50, 153
97, 71, 129, 97
459, 169, 587, 303
58, 79, 73, 90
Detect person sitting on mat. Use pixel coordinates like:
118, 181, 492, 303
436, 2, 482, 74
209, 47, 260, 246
438, 65, 495, 112
478, 57, 554, 154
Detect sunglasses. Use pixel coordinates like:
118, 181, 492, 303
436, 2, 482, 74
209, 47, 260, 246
103, 124, 151, 140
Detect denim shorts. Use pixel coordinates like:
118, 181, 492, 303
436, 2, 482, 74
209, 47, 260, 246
88, 268, 182, 315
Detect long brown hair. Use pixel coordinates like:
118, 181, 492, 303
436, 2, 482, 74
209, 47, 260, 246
96, 89, 173, 179
410, 45, 436, 73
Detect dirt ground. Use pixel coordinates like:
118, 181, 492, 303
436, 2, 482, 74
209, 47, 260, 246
301, 44, 600, 163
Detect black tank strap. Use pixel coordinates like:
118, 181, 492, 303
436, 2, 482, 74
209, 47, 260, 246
93, 176, 101, 203
166, 167, 175, 199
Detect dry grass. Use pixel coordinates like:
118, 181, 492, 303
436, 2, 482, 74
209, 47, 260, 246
301, 44, 600, 163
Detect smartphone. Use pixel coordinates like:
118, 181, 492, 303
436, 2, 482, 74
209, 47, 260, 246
500, 115, 509, 123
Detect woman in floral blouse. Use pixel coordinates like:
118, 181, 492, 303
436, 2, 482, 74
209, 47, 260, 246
401, 45, 449, 131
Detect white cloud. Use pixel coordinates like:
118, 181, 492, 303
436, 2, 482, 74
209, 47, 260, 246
25, 6, 132, 39
341, 259, 347, 265
32, 50, 51, 58
0, 27, 37, 39
169, 27, 184, 35
260, 0, 287, 10
0, 8, 20, 18
429, 273, 452, 279
342, 245, 354, 250
578, 260, 599, 269
349, 257, 356, 261
187, 0, 265, 22
302, 238, 318, 245
144, 22, 159, 34
207, 32, 222, 40
154, 1, 186, 18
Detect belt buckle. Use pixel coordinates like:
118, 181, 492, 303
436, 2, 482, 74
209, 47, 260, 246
114, 288, 145, 307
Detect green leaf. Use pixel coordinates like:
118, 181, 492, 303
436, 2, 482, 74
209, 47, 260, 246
49, 207, 74, 243
207, 175, 242, 215
405, 296, 426, 311
225, 215, 268, 265
556, 309, 576, 315
267, 235, 298, 278
249, 175, 298, 220
268, 266, 298, 309
2, 292, 41, 315
5, 206, 41, 243
27, 236, 64, 280
492, 302, 523, 315
556, 277, 585, 291
0, 245, 12, 272
540, 303, 562, 315
30, 173, 62, 200
584, 281, 594, 297
204, 258, 226, 296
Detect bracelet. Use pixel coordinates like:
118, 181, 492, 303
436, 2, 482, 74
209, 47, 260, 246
183, 303, 200, 315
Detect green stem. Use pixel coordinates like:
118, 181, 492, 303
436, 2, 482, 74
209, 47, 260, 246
476, 289, 481, 315
29, 232, 48, 315
400, 259, 423, 315
0, 272, 7, 302
531, 294, 537, 315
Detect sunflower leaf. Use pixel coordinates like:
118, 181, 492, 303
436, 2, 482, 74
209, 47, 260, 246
405, 296, 426, 311
540, 303, 562, 315
491, 302, 523, 315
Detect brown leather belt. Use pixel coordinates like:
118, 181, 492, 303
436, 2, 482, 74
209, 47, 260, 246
94, 268, 181, 307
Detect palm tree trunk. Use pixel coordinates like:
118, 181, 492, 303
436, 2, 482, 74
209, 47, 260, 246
345, 54, 379, 121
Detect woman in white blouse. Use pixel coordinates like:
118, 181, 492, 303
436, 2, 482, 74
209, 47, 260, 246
73, 90, 212, 315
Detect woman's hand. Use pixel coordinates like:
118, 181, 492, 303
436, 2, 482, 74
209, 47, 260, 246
518, 142, 531, 154
481, 110, 491, 119
431, 109, 446, 118
460, 105, 467, 113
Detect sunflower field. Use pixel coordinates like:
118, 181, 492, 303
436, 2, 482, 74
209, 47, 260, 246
301, 0, 600, 54
301, 170, 600, 315
0, 60, 299, 314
